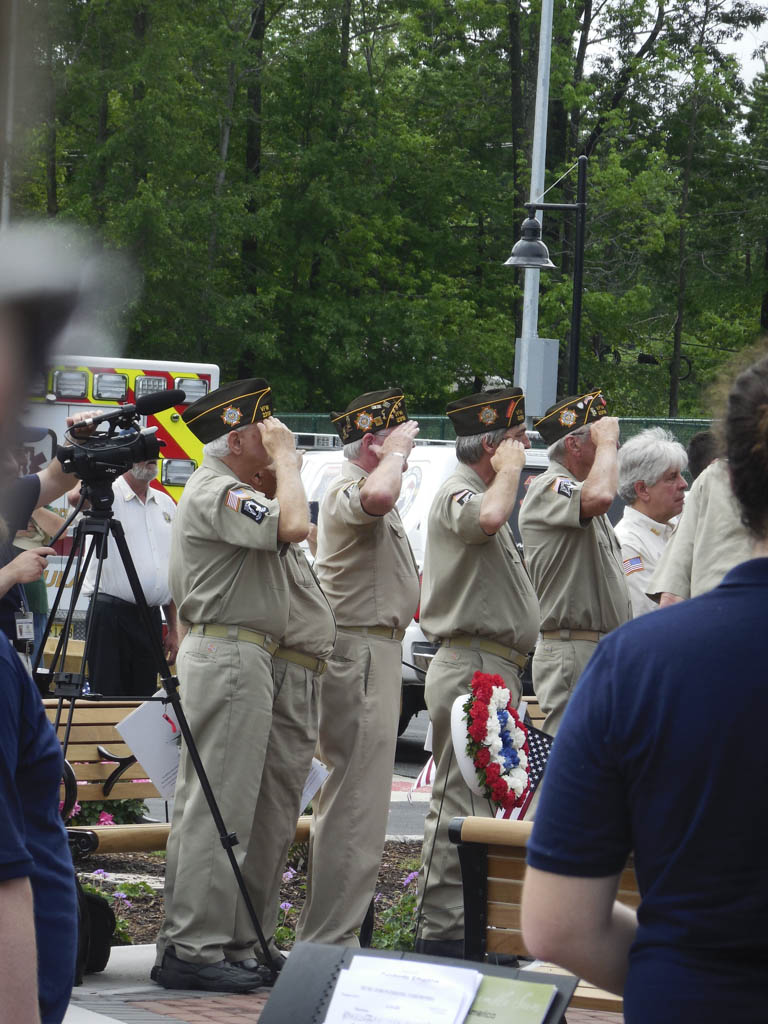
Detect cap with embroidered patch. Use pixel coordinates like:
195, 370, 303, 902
183, 378, 273, 443
446, 388, 525, 437
331, 389, 408, 444
534, 389, 608, 446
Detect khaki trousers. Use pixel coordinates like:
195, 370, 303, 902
296, 630, 401, 946
531, 636, 598, 736
233, 658, 318, 962
155, 631, 275, 964
417, 645, 522, 944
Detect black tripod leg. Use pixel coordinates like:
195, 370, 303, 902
109, 519, 276, 978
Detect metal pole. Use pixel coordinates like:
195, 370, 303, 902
567, 155, 588, 394
515, 0, 554, 413
1, 0, 18, 228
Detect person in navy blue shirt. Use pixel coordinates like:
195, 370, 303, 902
522, 352, 768, 1024
0, 633, 77, 1023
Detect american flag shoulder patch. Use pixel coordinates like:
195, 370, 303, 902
226, 487, 269, 524
452, 489, 475, 506
623, 555, 644, 575
225, 487, 251, 511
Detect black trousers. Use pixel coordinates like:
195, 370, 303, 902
87, 594, 162, 698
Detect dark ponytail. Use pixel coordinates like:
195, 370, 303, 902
726, 356, 768, 537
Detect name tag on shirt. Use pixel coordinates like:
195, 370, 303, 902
15, 611, 34, 641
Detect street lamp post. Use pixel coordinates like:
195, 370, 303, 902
506, 154, 588, 394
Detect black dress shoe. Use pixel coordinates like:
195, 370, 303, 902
151, 947, 264, 993
231, 953, 285, 986
414, 937, 465, 958
230, 958, 277, 985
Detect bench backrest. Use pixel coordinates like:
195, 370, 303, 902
44, 699, 162, 804
449, 816, 640, 960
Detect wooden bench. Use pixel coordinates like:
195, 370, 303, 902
449, 815, 640, 1014
44, 699, 311, 856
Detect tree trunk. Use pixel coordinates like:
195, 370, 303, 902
669, 104, 698, 417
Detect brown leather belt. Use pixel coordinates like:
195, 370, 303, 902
340, 625, 406, 642
190, 623, 278, 655
540, 628, 605, 643
274, 646, 328, 675
442, 635, 528, 671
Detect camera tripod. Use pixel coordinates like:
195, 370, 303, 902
33, 476, 276, 979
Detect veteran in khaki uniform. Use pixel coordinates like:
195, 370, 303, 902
647, 458, 751, 606
519, 390, 631, 736
238, 465, 336, 974
296, 389, 420, 947
153, 378, 309, 994
415, 388, 541, 957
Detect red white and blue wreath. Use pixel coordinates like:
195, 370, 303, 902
451, 672, 530, 814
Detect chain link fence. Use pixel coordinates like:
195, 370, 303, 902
283, 412, 713, 449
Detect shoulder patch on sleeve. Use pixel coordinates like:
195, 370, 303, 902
452, 489, 476, 506
623, 555, 644, 575
225, 487, 269, 524
552, 476, 574, 498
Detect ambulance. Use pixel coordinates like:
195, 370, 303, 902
19, 355, 220, 619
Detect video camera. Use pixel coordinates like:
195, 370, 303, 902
57, 387, 185, 509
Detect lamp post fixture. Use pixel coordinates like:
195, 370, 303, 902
506, 154, 588, 394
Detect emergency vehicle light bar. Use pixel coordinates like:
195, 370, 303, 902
161, 458, 197, 486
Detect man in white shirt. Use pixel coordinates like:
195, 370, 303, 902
614, 428, 688, 617
82, 460, 179, 696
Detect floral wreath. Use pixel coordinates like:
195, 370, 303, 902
463, 672, 530, 813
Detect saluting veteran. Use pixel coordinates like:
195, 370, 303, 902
239, 464, 336, 976
415, 388, 541, 957
519, 390, 630, 736
153, 378, 309, 994
296, 388, 420, 947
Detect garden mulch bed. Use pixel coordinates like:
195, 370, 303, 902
76, 840, 421, 947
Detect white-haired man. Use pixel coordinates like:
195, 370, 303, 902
614, 428, 688, 617
80, 459, 179, 695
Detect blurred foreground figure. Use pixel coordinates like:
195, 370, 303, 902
522, 351, 768, 1024
0, 224, 117, 1023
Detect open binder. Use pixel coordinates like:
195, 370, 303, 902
259, 942, 578, 1024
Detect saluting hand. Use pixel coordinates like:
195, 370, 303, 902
370, 420, 420, 463
590, 416, 620, 448
258, 417, 299, 469
490, 438, 526, 475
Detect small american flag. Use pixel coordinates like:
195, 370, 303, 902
497, 724, 554, 820
409, 756, 435, 801
622, 555, 644, 575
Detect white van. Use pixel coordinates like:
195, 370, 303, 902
299, 437, 550, 734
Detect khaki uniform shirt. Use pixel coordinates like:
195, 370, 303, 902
518, 459, 631, 632
170, 454, 289, 638
314, 461, 420, 628
647, 459, 752, 601
419, 463, 540, 653
614, 505, 675, 617
281, 545, 336, 660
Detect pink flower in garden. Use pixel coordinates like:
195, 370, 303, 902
98, 811, 115, 826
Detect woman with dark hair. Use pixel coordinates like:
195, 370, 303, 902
521, 353, 768, 1023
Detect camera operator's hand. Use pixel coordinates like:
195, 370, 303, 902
0, 546, 55, 598
66, 409, 106, 441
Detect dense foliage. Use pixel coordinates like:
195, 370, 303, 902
7, 0, 768, 414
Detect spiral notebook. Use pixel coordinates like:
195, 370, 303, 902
259, 943, 577, 1024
